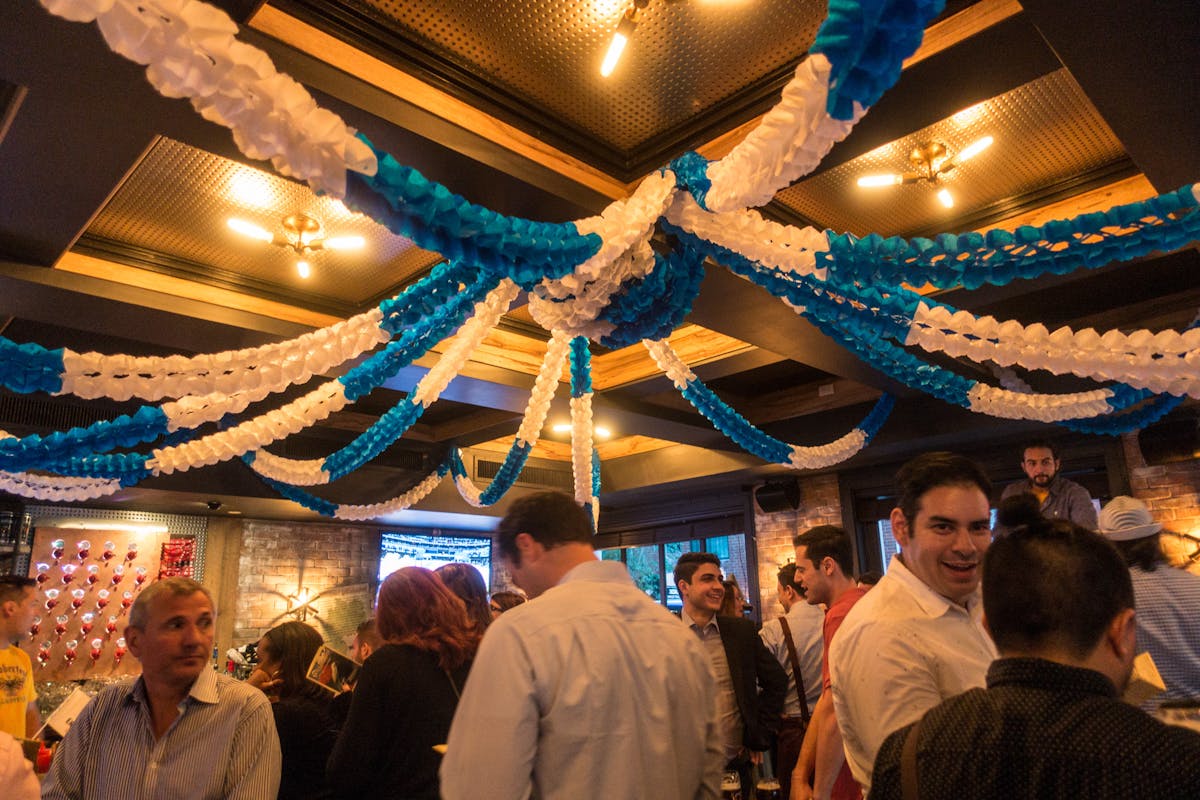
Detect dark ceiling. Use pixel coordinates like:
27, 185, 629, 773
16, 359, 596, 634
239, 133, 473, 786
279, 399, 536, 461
0, 0, 1198, 525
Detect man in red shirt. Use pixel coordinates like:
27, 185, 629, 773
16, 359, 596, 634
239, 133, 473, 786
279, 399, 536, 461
790, 526, 867, 800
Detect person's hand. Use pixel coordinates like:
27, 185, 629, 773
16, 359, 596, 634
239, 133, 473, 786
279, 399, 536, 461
247, 667, 282, 697
790, 782, 815, 800
749, 750, 763, 766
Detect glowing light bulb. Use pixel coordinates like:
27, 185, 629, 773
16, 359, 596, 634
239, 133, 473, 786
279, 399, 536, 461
857, 174, 904, 188
937, 188, 955, 208
296, 260, 311, 279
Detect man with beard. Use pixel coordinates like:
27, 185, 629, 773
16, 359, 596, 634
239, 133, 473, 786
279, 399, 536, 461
829, 453, 997, 797
999, 439, 1097, 530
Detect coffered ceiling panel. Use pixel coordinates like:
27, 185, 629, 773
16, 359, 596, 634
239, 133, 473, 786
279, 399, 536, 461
283, 0, 827, 172
775, 69, 1130, 237
80, 137, 443, 314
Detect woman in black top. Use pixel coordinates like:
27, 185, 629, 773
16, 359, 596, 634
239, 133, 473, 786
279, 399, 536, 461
327, 567, 482, 800
249, 620, 335, 800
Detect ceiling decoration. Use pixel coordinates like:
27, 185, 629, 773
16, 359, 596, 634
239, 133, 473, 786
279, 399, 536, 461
2, 0, 1198, 527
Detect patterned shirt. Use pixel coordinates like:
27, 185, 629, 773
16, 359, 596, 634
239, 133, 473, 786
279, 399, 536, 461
872, 658, 1200, 800
1130, 564, 1200, 708
41, 667, 281, 800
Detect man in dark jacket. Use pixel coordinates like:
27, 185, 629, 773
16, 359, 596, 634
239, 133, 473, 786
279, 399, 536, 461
676, 552, 787, 795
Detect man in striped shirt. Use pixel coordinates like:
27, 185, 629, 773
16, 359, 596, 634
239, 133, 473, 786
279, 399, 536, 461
42, 577, 280, 799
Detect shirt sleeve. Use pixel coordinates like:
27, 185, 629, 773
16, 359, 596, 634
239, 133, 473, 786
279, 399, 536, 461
440, 620, 539, 800
224, 690, 282, 800
0, 733, 38, 800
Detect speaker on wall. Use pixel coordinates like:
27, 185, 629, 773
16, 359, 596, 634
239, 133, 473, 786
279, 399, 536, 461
755, 480, 801, 513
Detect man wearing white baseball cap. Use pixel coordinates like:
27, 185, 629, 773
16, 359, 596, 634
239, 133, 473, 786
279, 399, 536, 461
1098, 495, 1200, 709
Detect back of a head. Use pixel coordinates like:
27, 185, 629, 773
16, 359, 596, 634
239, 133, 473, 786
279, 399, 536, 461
983, 505, 1133, 659
355, 617, 383, 651
895, 451, 992, 521
489, 590, 526, 614
434, 562, 492, 633
1098, 495, 1167, 572
497, 491, 593, 562
0, 574, 35, 605
777, 562, 801, 593
792, 524, 854, 575
263, 620, 325, 699
376, 566, 480, 670
994, 493, 1043, 538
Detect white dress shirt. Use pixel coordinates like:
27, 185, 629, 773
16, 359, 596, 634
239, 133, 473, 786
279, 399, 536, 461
440, 559, 724, 800
829, 555, 995, 797
759, 601, 825, 717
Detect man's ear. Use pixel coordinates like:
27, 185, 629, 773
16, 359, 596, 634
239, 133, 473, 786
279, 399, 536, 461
1105, 607, 1137, 660
514, 532, 542, 562
890, 507, 910, 548
0, 599, 14, 619
125, 625, 143, 659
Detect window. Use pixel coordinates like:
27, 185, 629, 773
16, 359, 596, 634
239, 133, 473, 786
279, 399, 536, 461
601, 534, 749, 612
876, 519, 899, 573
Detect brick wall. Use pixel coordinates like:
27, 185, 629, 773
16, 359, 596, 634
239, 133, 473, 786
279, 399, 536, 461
753, 474, 842, 619
1122, 433, 1200, 573
233, 519, 382, 649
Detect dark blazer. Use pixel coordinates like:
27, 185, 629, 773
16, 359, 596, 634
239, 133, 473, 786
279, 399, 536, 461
717, 614, 789, 751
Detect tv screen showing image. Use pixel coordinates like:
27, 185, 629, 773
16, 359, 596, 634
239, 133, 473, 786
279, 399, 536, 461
378, 531, 492, 588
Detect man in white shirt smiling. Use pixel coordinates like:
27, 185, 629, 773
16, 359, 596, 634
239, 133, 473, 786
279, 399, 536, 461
829, 452, 997, 797
441, 491, 723, 800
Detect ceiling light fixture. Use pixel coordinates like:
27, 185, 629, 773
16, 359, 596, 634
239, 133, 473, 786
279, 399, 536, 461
227, 212, 364, 279
601, 0, 649, 77
856, 136, 993, 208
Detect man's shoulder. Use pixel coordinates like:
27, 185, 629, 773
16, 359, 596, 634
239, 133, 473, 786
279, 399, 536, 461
0, 644, 32, 668
1000, 480, 1030, 498
212, 672, 274, 712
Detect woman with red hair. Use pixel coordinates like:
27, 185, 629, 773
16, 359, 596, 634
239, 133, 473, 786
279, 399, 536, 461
327, 567, 481, 799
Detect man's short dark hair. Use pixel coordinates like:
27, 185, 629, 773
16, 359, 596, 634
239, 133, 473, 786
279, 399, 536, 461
983, 519, 1133, 659
0, 574, 35, 604
777, 563, 801, 591
673, 552, 720, 587
896, 451, 992, 522
1020, 439, 1058, 461
497, 491, 593, 564
793, 524, 854, 576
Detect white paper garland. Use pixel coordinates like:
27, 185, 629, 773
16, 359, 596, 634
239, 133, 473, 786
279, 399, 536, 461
908, 302, 1200, 397
39, 0, 376, 196
63, 308, 387, 403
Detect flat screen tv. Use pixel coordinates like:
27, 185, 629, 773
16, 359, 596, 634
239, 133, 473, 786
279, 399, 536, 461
378, 531, 492, 589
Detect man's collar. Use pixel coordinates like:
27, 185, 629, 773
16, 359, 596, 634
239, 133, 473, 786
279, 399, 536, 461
127, 665, 220, 708
680, 607, 719, 633
887, 555, 981, 616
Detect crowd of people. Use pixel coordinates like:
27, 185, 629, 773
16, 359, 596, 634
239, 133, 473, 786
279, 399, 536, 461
2, 441, 1199, 799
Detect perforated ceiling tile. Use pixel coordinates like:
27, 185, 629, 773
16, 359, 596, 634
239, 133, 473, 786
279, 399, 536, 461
83, 138, 442, 313
775, 69, 1131, 238
349, 0, 825, 154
